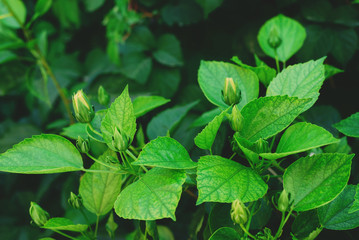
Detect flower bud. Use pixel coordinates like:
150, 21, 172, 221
68, 192, 82, 209
72, 89, 95, 123
76, 136, 89, 154
106, 212, 118, 239
267, 25, 282, 49
278, 189, 289, 212
254, 138, 269, 154
112, 127, 130, 152
29, 202, 50, 227
230, 105, 244, 132
98, 85, 110, 106
230, 199, 248, 225
222, 77, 241, 105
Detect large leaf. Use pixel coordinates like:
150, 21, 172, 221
133, 137, 196, 169
101, 86, 136, 151
114, 168, 186, 220
196, 155, 267, 205
79, 151, 123, 216
198, 61, 259, 109
147, 66, 181, 98
42, 218, 87, 232
133, 96, 170, 118
284, 153, 353, 211
333, 112, 359, 138
0, 0, 26, 28
257, 14, 306, 62
266, 58, 325, 110
153, 34, 183, 67
120, 53, 152, 84
349, 185, 359, 213
318, 185, 359, 230
0, 134, 83, 174
208, 227, 241, 240
194, 108, 229, 150
238, 96, 311, 142
260, 122, 339, 160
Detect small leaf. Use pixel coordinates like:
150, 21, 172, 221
33, 0, 53, 21
191, 108, 222, 128
83, 0, 105, 12
260, 122, 339, 160
196, 0, 224, 18
284, 153, 353, 211
318, 185, 359, 230
147, 66, 181, 98
133, 137, 196, 169
239, 96, 311, 142
42, 217, 87, 232
120, 53, 152, 84
233, 133, 259, 164
0, 134, 83, 174
334, 112, 359, 137
61, 123, 87, 140
115, 168, 186, 220
153, 34, 183, 67
0, 0, 26, 28
79, 150, 123, 216
196, 155, 267, 205
208, 227, 241, 240
257, 14, 306, 62
133, 96, 170, 118
325, 64, 343, 79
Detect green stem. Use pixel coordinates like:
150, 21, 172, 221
269, 135, 276, 151
53, 230, 77, 240
229, 152, 236, 160
274, 208, 294, 239
245, 201, 258, 233
271, 160, 285, 172
209, 148, 213, 155
283, 61, 286, 69
79, 208, 93, 233
94, 215, 100, 238
120, 152, 136, 174
87, 123, 103, 138
274, 49, 280, 73
239, 223, 256, 239
125, 150, 148, 172
86, 153, 120, 170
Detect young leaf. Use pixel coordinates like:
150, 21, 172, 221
191, 108, 222, 128
33, 0, 53, 21
333, 112, 359, 137
42, 217, 88, 232
153, 34, 183, 67
133, 96, 170, 118
266, 57, 326, 111
79, 151, 123, 216
260, 122, 339, 160
0, 134, 83, 174
196, 155, 268, 205
284, 153, 353, 211
208, 227, 241, 240
325, 64, 343, 79
198, 61, 259, 109
239, 96, 311, 142
133, 137, 196, 169
257, 14, 306, 62
233, 134, 259, 164
318, 185, 359, 230
114, 168, 186, 220
61, 123, 87, 140
146, 101, 198, 140
194, 108, 229, 150
101, 86, 136, 151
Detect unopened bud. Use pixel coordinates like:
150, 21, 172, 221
254, 138, 269, 154
230, 105, 244, 132
106, 212, 118, 239
72, 89, 95, 123
112, 127, 130, 152
98, 85, 110, 106
267, 25, 282, 49
278, 189, 289, 212
68, 192, 82, 209
222, 77, 241, 105
76, 136, 89, 154
29, 202, 50, 227
230, 199, 248, 225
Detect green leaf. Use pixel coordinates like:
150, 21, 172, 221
208, 227, 241, 240
239, 96, 311, 142
318, 185, 359, 230
334, 112, 359, 137
196, 0, 224, 18
79, 151, 123, 216
198, 61, 259, 109
133, 96, 170, 118
133, 137, 196, 169
147, 66, 181, 98
160, 0, 203, 26
266, 58, 326, 110
120, 53, 152, 84
153, 34, 183, 67
325, 64, 343, 79
83, 0, 105, 12
101, 86, 136, 151
0, 50, 17, 64
349, 185, 359, 213
0, 0, 26, 28
191, 108, 222, 128
330, 28, 357, 65
146, 101, 198, 140
42, 217, 88, 232
208, 204, 235, 234
196, 155, 267, 205
194, 108, 229, 150
283, 153, 353, 211
33, 0, 53, 21
260, 122, 339, 160
124, 26, 155, 53
61, 123, 87, 140
114, 168, 186, 220
291, 211, 321, 239
324, 137, 352, 154
257, 14, 306, 62
233, 133, 259, 164
0, 134, 83, 174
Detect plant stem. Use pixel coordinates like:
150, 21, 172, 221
53, 230, 77, 240
95, 215, 100, 238
79, 208, 93, 233
125, 150, 148, 172
245, 201, 258, 233
267, 167, 283, 183
87, 123, 103, 138
274, 54, 280, 73
239, 223, 256, 239
86, 153, 120, 170
209, 148, 213, 155
274, 207, 294, 239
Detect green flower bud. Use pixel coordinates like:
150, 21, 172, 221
230, 199, 248, 225
106, 212, 118, 239
68, 192, 82, 209
230, 105, 244, 132
112, 127, 130, 152
98, 85, 110, 106
254, 138, 269, 154
29, 202, 50, 227
267, 25, 282, 49
76, 136, 89, 154
278, 189, 289, 212
72, 89, 95, 123
222, 77, 241, 105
